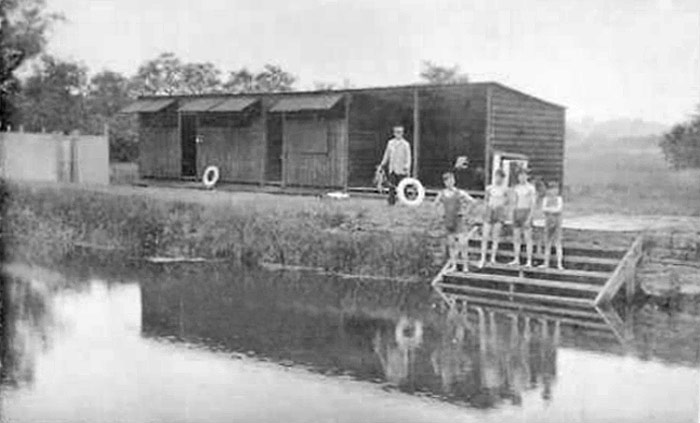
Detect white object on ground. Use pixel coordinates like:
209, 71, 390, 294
146, 257, 209, 264
326, 191, 350, 199
396, 177, 425, 207
202, 165, 220, 189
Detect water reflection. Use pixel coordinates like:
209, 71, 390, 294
1, 261, 699, 423
0, 274, 56, 388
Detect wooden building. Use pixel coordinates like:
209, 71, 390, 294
122, 82, 565, 190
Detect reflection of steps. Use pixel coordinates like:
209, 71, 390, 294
433, 235, 644, 306
435, 289, 634, 351
441, 291, 611, 332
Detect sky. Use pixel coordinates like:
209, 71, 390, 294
46, 0, 700, 124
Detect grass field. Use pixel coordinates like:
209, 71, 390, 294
565, 138, 700, 216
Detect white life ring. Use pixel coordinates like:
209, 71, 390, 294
396, 177, 425, 207
395, 317, 424, 349
202, 166, 220, 189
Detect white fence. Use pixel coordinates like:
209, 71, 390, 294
0, 132, 109, 184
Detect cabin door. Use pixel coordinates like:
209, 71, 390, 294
180, 114, 198, 177
283, 117, 343, 187
492, 152, 528, 187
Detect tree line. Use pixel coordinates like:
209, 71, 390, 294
2, 0, 697, 168
10, 53, 298, 161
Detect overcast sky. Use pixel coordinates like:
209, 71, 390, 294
47, 0, 700, 123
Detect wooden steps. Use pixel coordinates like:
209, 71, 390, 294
444, 272, 600, 294
438, 283, 596, 307
466, 239, 628, 259
463, 247, 619, 271
433, 235, 644, 307
464, 261, 611, 283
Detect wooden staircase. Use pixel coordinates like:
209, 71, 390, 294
432, 235, 644, 307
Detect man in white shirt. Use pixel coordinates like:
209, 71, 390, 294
377, 126, 412, 205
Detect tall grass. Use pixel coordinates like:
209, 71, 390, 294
1, 181, 439, 279
565, 143, 700, 216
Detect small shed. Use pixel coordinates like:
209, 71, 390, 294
123, 82, 565, 190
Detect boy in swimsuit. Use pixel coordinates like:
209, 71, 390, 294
434, 171, 476, 271
509, 169, 536, 267
539, 181, 564, 269
478, 168, 508, 268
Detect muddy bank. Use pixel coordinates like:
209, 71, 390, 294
638, 232, 700, 307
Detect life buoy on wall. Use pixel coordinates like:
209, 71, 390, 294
202, 165, 220, 189
395, 317, 424, 349
396, 177, 425, 207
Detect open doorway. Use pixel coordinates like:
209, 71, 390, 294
180, 114, 198, 177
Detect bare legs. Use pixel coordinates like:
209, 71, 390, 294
509, 227, 533, 267
478, 223, 502, 268
539, 234, 564, 270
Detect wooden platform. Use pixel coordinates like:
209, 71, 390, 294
432, 235, 644, 307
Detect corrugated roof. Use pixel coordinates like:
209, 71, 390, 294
121, 99, 175, 113
178, 98, 226, 112
208, 97, 259, 112
269, 94, 343, 113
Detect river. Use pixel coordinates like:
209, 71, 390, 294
0, 261, 698, 423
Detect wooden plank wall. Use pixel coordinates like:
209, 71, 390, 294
197, 114, 265, 183
283, 117, 347, 188
138, 111, 180, 178
418, 85, 488, 189
489, 85, 565, 184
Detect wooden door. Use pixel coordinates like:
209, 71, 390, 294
283, 117, 346, 188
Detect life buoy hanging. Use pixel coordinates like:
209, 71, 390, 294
396, 177, 425, 207
202, 165, 220, 189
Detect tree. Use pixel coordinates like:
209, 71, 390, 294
17, 55, 89, 133
0, 0, 61, 129
224, 64, 296, 93
419, 61, 469, 84
660, 106, 700, 169
86, 71, 138, 162
130, 53, 222, 96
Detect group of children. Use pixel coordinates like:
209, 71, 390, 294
434, 168, 564, 271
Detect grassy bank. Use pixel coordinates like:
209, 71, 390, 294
565, 140, 700, 216
1, 181, 441, 279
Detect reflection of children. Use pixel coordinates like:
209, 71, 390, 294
434, 172, 476, 270
509, 169, 537, 267
430, 306, 472, 395
539, 181, 564, 270
479, 169, 508, 268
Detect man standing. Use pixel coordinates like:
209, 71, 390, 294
378, 125, 412, 205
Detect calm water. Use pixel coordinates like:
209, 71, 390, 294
1, 261, 699, 423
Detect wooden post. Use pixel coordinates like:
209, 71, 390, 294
343, 93, 351, 191
281, 112, 286, 188
484, 85, 493, 187
260, 100, 268, 187
412, 88, 420, 179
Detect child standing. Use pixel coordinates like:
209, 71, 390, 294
478, 169, 508, 268
539, 181, 564, 269
509, 169, 537, 267
434, 171, 476, 271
